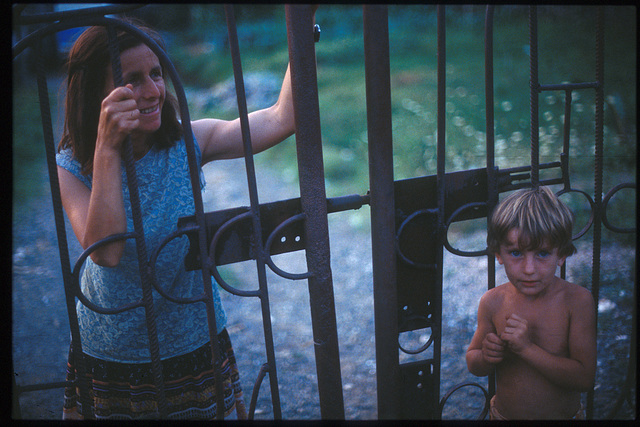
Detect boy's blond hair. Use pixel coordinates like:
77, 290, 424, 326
487, 186, 577, 257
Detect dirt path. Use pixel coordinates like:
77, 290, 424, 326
12, 159, 635, 420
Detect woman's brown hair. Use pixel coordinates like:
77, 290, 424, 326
58, 17, 182, 175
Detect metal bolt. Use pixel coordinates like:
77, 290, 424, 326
314, 24, 321, 43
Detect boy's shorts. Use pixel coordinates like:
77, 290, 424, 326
489, 395, 586, 420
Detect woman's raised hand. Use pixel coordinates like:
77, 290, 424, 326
96, 84, 140, 152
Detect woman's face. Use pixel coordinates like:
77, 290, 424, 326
104, 44, 166, 139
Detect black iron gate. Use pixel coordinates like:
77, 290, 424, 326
12, 4, 635, 420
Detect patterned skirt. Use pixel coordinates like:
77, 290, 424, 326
62, 329, 247, 420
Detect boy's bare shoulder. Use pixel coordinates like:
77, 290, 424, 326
479, 283, 510, 309
482, 283, 513, 297
558, 279, 594, 307
556, 278, 591, 295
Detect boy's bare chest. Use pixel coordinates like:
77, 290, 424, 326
493, 297, 570, 355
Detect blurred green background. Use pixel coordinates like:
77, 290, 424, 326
13, 4, 636, 243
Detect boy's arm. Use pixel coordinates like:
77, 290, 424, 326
466, 292, 505, 377
503, 289, 597, 391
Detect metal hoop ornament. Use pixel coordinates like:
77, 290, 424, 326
555, 187, 596, 240
149, 225, 210, 304
264, 213, 313, 280
439, 381, 490, 420
444, 202, 489, 257
208, 211, 261, 297
398, 314, 436, 355
72, 232, 144, 314
396, 208, 439, 269
602, 182, 636, 234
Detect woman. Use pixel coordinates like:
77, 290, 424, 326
56, 17, 294, 420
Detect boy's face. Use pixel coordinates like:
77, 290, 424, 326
495, 228, 567, 298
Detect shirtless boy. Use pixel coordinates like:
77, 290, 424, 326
466, 186, 597, 420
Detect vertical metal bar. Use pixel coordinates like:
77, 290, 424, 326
124, 9, 230, 417
561, 89, 573, 191
484, 5, 496, 193
529, 6, 540, 187
12, 369, 21, 418
434, 5, 446, 415
559, 89, 573, 282
108, 15, 228, 419
106, 24, 167, 418
285, 4, 345, 419
363, 4, 400, 420
561, 90, 573, 163
587, 6, 605, 419
483, 5, 497, 399
223, 4, 282, 419
34, 37, 95, 420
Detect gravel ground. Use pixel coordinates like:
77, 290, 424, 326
12, 158, 636, 420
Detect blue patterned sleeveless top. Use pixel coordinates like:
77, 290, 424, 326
56, 138, 227, 363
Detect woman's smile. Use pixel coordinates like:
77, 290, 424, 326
139, 105, 159, 115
